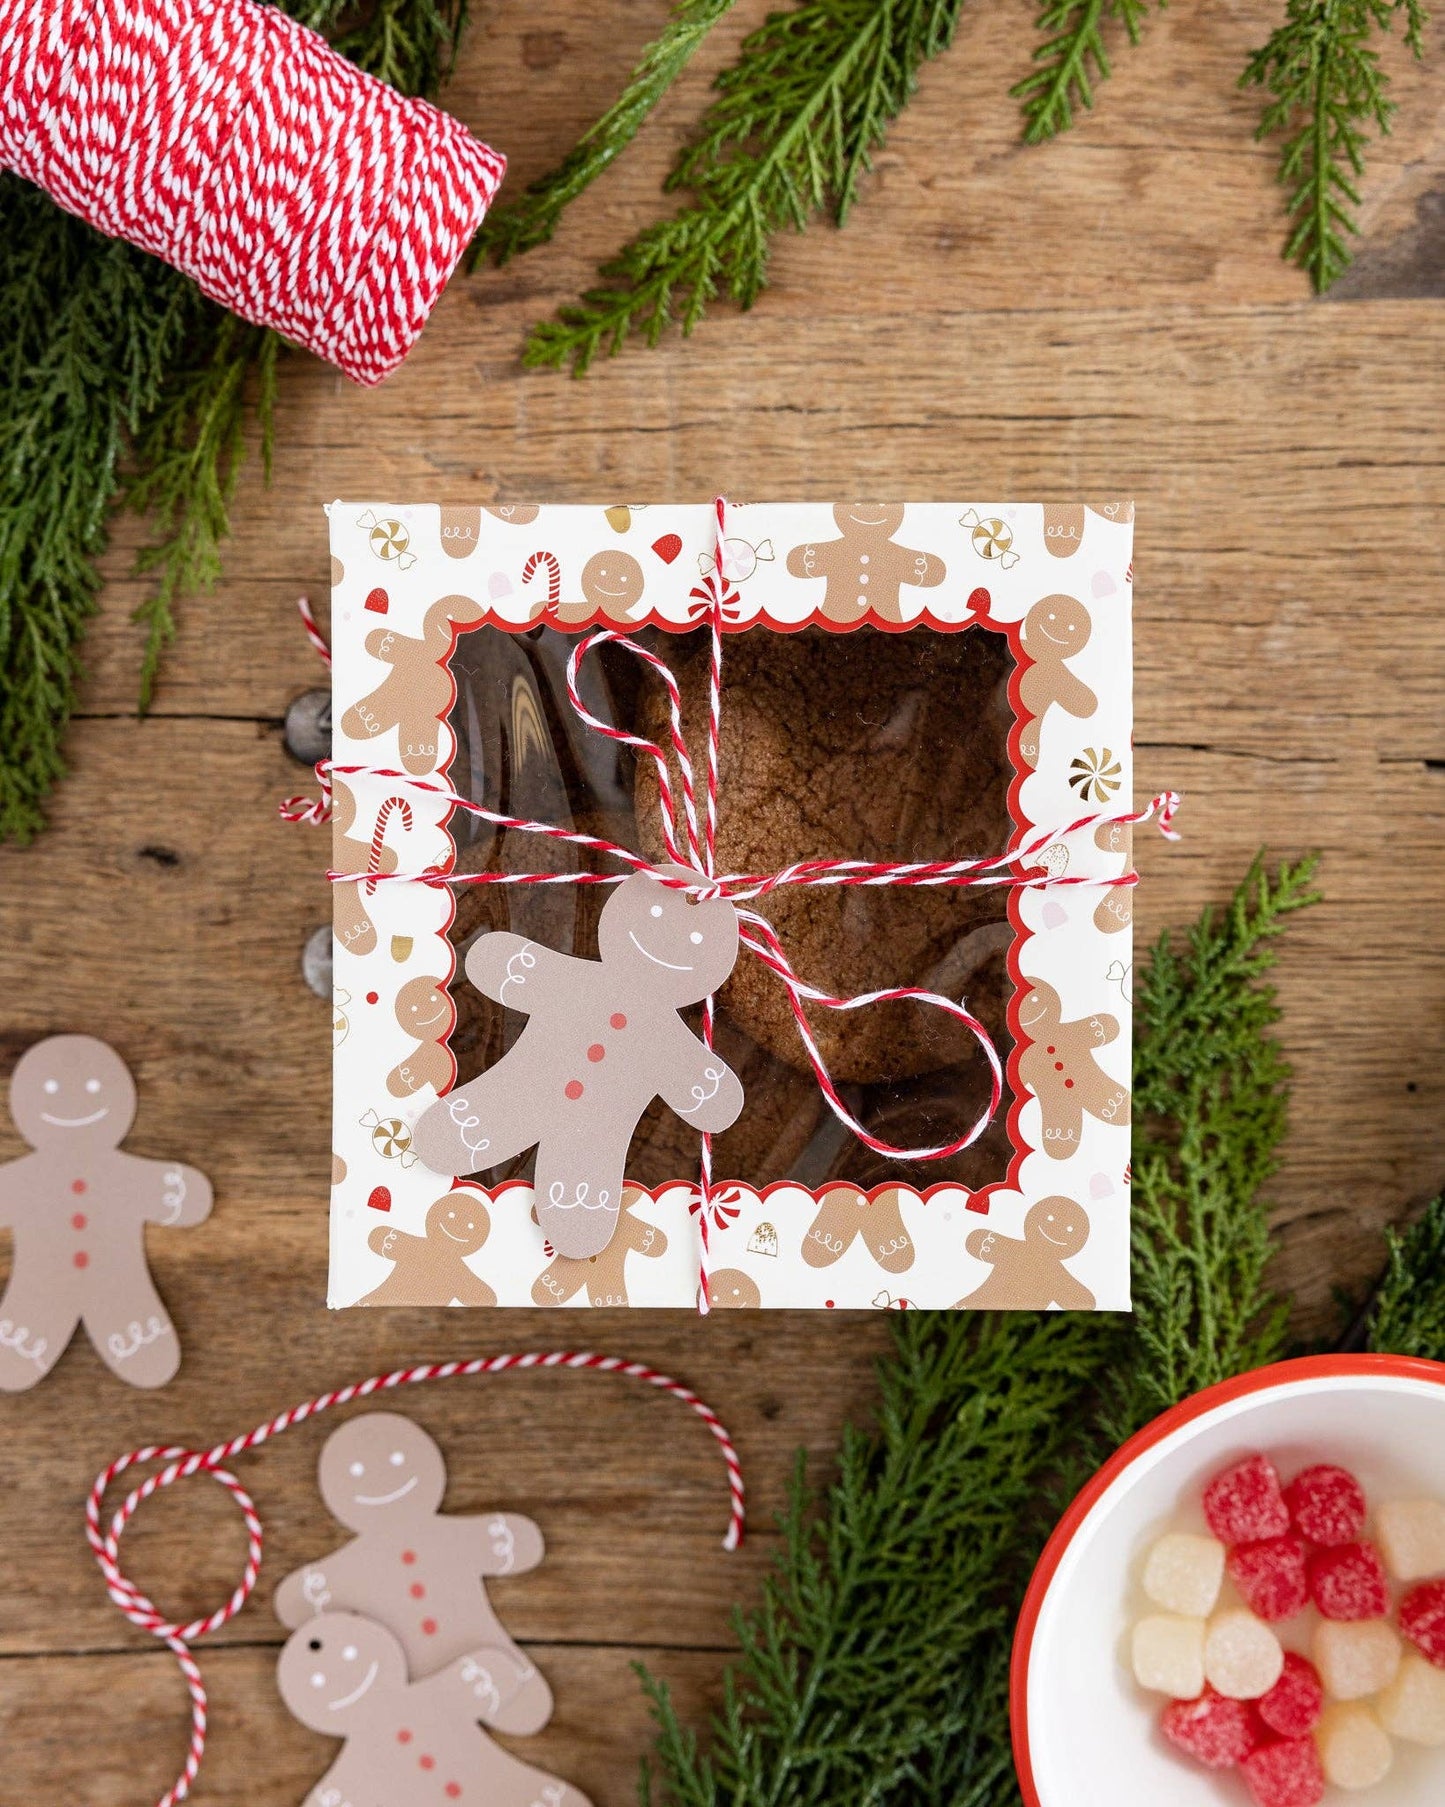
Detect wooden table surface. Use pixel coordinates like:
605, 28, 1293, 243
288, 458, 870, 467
2, 4, 1442, 1801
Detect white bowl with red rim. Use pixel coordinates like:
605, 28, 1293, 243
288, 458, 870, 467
1010, 1354, 1445, 1807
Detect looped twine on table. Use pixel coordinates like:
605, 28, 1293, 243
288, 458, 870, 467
87, 1353, 745, 1807
284, 497, 1180, 1309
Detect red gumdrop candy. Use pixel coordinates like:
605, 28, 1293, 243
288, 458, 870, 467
1308, 1541, 1389, 1621
1399, 1578, 1445, 1667
1203, 1454, 1290, 1545
1240, 1738, 1326, 1807
1161, 1688, 1262, 1769
1283, 1464, 1367, 1547
1227, 1535, 1310, 1623
1256, 1653, 1324, 1739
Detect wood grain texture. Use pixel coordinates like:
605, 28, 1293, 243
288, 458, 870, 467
1, 1, 1442, 1800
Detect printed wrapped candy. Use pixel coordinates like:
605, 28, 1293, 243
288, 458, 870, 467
324, 499, 1151, 1309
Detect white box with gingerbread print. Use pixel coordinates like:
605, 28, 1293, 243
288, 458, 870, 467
327, 500, 1137, 1312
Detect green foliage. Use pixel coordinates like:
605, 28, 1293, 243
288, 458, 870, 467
475, 0, 740, 267
0, 0, 466, 844
637, 857, 1320, 1806
1368, 1194, 1445, 1360
1241, 0, 1429, 291
1013, 0, 1157, 145
523, 0, 970, 373
1116, 854, 1319, 1432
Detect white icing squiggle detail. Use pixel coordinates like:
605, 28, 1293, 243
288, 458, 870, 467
160, 1167, 186, 1225
459, 1656, 501, 1715
446, 1093, 492, 1160
546, 1181, 612, 1213
0, 1320, 48, 1367
302, 1567, 332, 1613
678, 1066, 723, 1117
487, 1512, 517, 1573
498, 942, 537, 1005
107, 1316, 172, 1362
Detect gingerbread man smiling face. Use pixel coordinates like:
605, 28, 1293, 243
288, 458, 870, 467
275, 1413, 549, 1726
0, 1036, 212, 1391
411, 869, 744, 1260
277, 1611, 590, 1807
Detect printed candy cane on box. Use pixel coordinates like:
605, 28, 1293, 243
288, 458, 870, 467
88, 1352, 744, 1807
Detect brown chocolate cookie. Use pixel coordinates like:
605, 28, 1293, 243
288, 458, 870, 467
635, 626, 1016, 1083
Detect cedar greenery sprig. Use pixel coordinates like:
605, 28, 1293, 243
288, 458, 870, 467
1367, 1193, 1445, 1360
637, 856, 1328, 1806
1241, 0, 1429, 291
523, 0, 970, 373
1012, 0, 1158, 145
474, 0, 741, 267
0, 0, 466, 844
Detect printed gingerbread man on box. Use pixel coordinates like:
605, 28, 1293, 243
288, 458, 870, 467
412, 869, 743, 1260
1016, 980, 1129, 1158
274, 1413, 549, 1723
278, 1610, 590, 1807
0, 1036, 212, 1392
786, 503, 946, 624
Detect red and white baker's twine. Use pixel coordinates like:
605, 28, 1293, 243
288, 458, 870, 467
284, 498, 1180, 1307
0, 0, 505, 386
89, 1352, 744, 1807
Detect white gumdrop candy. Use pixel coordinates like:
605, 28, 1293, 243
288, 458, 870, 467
1376, 1652, 1445, 1747
1376, 1498, 1445, 1583
1202, 1609, 1284, 1700
1313, 1618, 1402, 1701
1142, 1533, 1225, 1619
1317, 1703, 1394, 1790
1132, 1614, 1206, 1699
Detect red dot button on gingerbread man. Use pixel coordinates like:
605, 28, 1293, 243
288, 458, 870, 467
1016, 980, 1130, 1159
278, 1611, 590, 1807
411, 870, 744, 1261
275, 1412, 550, 1730
0, 1036, 212, 1392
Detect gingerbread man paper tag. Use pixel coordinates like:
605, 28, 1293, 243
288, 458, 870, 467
0, 1036, 212, 1391
413, 868, 743, 1260
277, 1611, 591, 1807
275, 1412, 549, 1723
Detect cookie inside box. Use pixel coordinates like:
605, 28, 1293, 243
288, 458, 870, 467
443, 621, 1019, 1193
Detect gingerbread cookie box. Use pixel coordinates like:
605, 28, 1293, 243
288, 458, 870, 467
327, 501, 1136, 1311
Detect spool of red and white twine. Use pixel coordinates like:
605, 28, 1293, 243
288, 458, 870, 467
285, 498, 1181, 1310
0, 0, 505, 385
88, 1352, 745, 1807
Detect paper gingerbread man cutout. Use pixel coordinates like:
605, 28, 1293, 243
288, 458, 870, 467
361, 1191, 495, 1307
530, 1186, 668, 1306
275, 1414, 548, 1718
339, 594, 486, 776
1016, 980, 1130, 1159
785, 503, 946, 624
801, 1184, 914, 1275
1017, 594, 1097, 770
954, 1197, 1095, 1309
278, 1610, 591, 1807
1091, 819, 1132, 936
0, 1036, 212, 1392
412, 869, 744, 1259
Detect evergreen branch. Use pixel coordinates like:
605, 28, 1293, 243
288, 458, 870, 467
124, 321, 277, 709
526, 0, 969, 374
1012, 0, 1156, 146
1367, 1194, 1445, 1360
474, 0, 739, 268
0, 0, 467, 842
1241, 0, 1429, 291
638, 856, 1318, 1806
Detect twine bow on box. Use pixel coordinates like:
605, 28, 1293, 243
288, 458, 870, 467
287, 498, 1179, 1309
